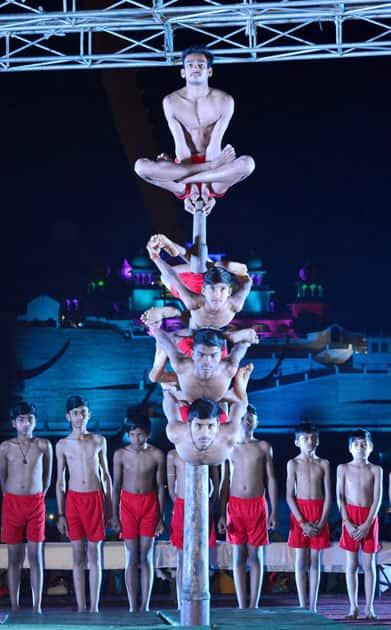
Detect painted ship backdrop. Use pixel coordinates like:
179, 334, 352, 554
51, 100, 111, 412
8, 250, 391, 535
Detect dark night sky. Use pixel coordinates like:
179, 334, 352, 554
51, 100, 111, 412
1, 56, 391, 333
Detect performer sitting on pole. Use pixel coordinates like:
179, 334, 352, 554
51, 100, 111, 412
162, 364, 253, 466
148, 327, 256, 406
112, 414, 166, 612
218, 404, 279, 609
134, 46, 255, 203
167, 449, 218, 608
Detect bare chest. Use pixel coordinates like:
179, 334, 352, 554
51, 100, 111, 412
175, 97, 219, 131
64, 441, 98, 464
123, 452, 157, 476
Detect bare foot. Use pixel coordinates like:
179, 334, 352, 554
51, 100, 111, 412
220, 260, 248, 276
234, 362, 254, 402
156, 234, 180, 258
212, 144, 236, 168
184, 184, 216, 216
141, 306, 179, 329
156, 152, 172, 162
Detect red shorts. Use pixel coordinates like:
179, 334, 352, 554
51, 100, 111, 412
339, 504, 380, 553
170, 272, 204, 299
66, 489, 105, 542
227, 495, 269, 547
1, 492, 45, 544
170, 497, 216, 550
173, 155, 227, 200
120, 490, 158, 540
288, 498, 330, 550
179, 404, 228, 424
176, 335, 228, 359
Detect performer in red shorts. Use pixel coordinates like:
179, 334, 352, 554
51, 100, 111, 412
218, 404, 278, 609
286, 423, 331, 614
167, 448, 218, 608
112, 415, 165, 612
337, 429, 383, 621
134, 46, 255, 205
0, 401, 52, 613
55, 396, 112, 613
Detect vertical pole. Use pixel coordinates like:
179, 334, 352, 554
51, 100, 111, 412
181, 198, 210, 626
181, 463, 210, 626
190, 201, 208, 273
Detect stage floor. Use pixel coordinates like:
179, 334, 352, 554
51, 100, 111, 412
0, 594, 390, 628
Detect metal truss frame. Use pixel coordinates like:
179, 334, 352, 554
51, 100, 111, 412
1, 0, 391, 71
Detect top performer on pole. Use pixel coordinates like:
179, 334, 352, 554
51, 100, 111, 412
134, 46, 255, 206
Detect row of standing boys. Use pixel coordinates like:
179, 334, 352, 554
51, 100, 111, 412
0, 397, 387, 621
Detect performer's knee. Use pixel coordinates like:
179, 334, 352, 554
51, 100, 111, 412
239, 155, 255, 176
134, 158, 150, 178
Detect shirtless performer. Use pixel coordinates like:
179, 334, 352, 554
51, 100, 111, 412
56, 396, 113, 613
0, 402, 52, 613
218, 404, 279, 609
167, 449, 218, 608
112, 415, 166, 612
337, 429, 383, 621
162, 363, 253, 466
286, 423, 331, 613
134, 46, 255, 203
148, 327, 255, 408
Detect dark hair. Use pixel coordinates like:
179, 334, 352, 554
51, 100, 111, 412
348, 428, 373, 447
203, 266, 232, 287
66, 395, 88, 413
182, 46, 214, 68
193, 328, 224, 349
246, 403, 257, 416
125, 414, 152, 435
295, 423, 319, 439
188, 398, 221, 423
10, 401, 37, 419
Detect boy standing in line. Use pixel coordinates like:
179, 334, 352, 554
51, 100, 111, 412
56, 395, 112, 613
218, 404, 279, 608
337, 429, 382, 620
286, 423, 331, 613
0, 402, 53, 613
112, 415, 166, 612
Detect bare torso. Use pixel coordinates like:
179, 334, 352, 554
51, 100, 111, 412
290, 455, 328, 500
166, 87, 231, 158
229, 439, 270, 498
340, 462, 379, 506
177, 361, 232, 401
117, 445, 162, 494
190, 302, 235, 329
58, 433, 104, 492
0, 438, 48, 495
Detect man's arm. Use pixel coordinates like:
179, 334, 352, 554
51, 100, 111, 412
204, 94, 234, 160
316, 460, 332, 530
41, 439, 53, 496
217, 459, 230, 534
226, 400, 246, 435
225, 341, 251, 375
98, 436, 113, 526
286, 459, 317, 537
155, 449, 167, 536
353, 466, 383, 541
166, 450, 177, 503
162, 95, 192, 162
163, 391, 185, 445
264, 444, 279, 530
0, 443, 8, 494
55, 440, 69, 536
111, 450, 123, 533
229, 275, 253, 313
336, 464, 356, 538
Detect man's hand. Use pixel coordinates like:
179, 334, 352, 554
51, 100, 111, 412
155, 518, 166, 536
141, 307, 163, 329
268, 513, 279, 530
351, 522, 370, 541
300, 521, 318, 537
57, 515, 69, 537
344, 519, 358, 538
217, 515, 227, 535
